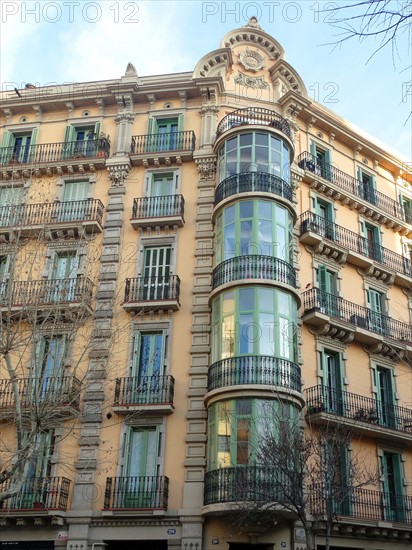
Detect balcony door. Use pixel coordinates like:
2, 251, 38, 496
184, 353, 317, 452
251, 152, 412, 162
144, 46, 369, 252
142, 246, 171, 300
148, 174, 175, 216
49, 251, 78, 302
321, 350, 344, 415
131, 331, 165, 402
60, 181, 89, 221
367, 288, 386, 334
0, 186, 24, 227
34, 335, 66, 398
357, 168, 377, 205
62, 122, 100, 159
310, 142, 332, 181
375, 367, 396, 429
381, 452, 405, 522
123, 427, 159, 507
18, 431, 54, 509
155, 119, 178, 151
313, 197, 335, 240
317, 265, 338, 317
360, 221, 382, 262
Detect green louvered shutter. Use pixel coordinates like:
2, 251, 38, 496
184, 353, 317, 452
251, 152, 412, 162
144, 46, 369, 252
0, 131, 14, 164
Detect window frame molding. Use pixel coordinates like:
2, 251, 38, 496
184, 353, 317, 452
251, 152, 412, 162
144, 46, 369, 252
315, 339, 349, 387
143, 167, 182, 196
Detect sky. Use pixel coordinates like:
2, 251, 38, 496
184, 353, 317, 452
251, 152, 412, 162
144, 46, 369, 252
0, 0, 411, 162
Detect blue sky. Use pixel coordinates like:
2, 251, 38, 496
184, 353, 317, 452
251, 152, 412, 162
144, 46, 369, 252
1, 0, 411, 161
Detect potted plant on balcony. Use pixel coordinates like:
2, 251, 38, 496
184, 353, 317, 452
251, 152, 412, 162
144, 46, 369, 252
97, 133, 110, 158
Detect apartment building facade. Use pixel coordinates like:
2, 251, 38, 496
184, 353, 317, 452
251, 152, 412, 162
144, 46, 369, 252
0, 17, 411, 550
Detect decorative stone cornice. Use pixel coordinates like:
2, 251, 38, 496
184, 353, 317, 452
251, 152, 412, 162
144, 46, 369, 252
234, 71, 268, 89
115, 112, 135, 123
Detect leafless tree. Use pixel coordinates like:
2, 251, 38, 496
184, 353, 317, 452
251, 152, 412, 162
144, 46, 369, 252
222, 401, 381, 550
324, 1, 412, 65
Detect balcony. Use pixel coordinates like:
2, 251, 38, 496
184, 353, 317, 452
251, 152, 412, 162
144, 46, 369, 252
123, 276, 180, 312
212, 256, 297, 292
0, 477, 71, 512
204, 466, 290, 508
0, 376, 81, 420
300, 211, 411, 288
0, 277, 94, 319
301, 288, 412, 355
113, 375, 175, 414
216, 107, 292, 142
131, 195, 184, 229
0, 138, 110, 178
297, 152, 411, 235
0, 199, 104, 238
207, 356, 301, 394
214, 172, 293, 210
305, 385, 412, 444
129, 131, 195, 166
309, 485, 412, 524
104, 476, 169, 510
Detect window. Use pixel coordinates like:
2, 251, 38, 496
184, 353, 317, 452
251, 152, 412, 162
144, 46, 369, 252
211, 286, 298, 363
0, 186, 24, 227
322, 440, 351, 515
400, 194, 412, 224
310, 196, 335, 240
309, 142, 332, 181
366, 287, 386, 334
319, 349, 344, 414
128, 330, 167, 403
146, 116, 184, 151
122, 426, 161, 507
316, 264, 338, 316
59, 180, 90, 221
62, 122, 100, 159
372, 366, 396, 428
215, 199, 293, 264
141, 246, 172, 300
144, 172, 178, 217
33, 335, 67, 398
360, 220, 382, 262
0, 128, 38, 164
217, 132, 291, 183
207, 398, 299, 469
11, 431, 54, 509
380, 451, 405, 522
47, 251, 78, 302
357, 167, 377, 205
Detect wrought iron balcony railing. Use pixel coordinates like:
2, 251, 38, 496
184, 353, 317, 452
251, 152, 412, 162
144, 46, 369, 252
297, 152, 407, 222
302, 288, 412, 342
309, 484, 412, 523
114, 375, 175, 407
305, 385, 412, 433
208, 356, 301, 393
132, 195, 184, 220
0, 277, 93, 309
214, 172, 292, 207
104, 476, 169, 510
130, 131, 195, 155
0, 199, 104, 230
124, 276, 180, 305
0, 138, 110, 166
216, 107, 292, 140
0, 376, 81, 412
0, 476, 71, 511
300, 211, 412, 278
204, 466, 292, 505
212, 255, 296, 289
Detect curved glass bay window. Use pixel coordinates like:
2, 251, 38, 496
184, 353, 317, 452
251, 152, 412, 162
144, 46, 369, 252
207, 398, 300, 469
211, 286, 298, 363
215, 199, 293, 264
217, 132, 291, 183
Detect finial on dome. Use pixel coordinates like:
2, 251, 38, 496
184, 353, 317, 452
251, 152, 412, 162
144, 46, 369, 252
125, 62, 137, 76
244, 16, 262, 30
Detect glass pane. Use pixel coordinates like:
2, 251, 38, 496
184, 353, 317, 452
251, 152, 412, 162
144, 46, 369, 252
278, 292, 289, 316
259, 288, 274, 311
225, 205, 235, 224
239, 313, 254, 354
240, 220, 252, 254
259, 201, 272, 220
236, 399, 252, 415
239, 287, 254, 311
239, 201, 253, 218
276, 204, 287, 225
239, 133, 252, 147
239, 147, 252, 171
226, 137, 237, 152
224, 222, 235, 260
222, 292, 235, 313
255, 133, 268, 146
237, 418, 250, 464
260, 312, 275, 355
258, 220, 273, 256
222, 314, 235, 358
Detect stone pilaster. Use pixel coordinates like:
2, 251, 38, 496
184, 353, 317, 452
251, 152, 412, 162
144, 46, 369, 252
66, 158, 131, 549
180, 154, 216, 550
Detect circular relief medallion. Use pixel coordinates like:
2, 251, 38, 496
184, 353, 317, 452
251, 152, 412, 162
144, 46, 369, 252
239, 49, 265, 72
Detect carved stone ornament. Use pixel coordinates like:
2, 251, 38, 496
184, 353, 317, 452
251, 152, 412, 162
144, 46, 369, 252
243, 16, 262, 30
238, 49, 265, 73
108, 164, 130, 187
125, 62, 137, 76
234, 71, 268, 89
195, 158, 216, 181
